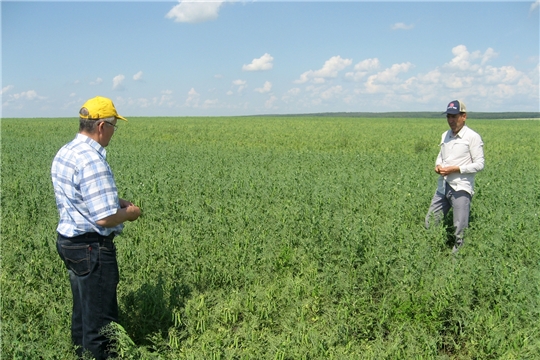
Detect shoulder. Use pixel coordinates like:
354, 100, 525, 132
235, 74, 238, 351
460, 126, 484, 149
440, 130, 451, 141
462, 125, 482, 139
53, 137, 104, 171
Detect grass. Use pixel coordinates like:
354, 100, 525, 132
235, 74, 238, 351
1, 116, 539, 359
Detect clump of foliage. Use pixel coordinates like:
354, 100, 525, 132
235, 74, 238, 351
2, 116, 539, 359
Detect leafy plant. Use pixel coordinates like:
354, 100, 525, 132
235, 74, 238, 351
2, 116, 539, 359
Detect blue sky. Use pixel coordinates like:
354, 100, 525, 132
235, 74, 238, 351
2, 1, 539, 118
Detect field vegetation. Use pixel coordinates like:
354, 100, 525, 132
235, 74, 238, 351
1, 116, 539, 359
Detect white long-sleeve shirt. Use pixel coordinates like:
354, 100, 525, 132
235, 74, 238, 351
436, 125, 484, 195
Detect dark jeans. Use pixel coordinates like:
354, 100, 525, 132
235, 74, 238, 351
56, 233, 119, 359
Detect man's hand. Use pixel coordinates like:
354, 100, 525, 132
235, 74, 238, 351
125, 204, 141, 221
96, 201, 141, 227
435, 165, 460, 176
119, 198, 134, 208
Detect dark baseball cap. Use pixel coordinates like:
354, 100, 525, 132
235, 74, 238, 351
445, 100, 467, 114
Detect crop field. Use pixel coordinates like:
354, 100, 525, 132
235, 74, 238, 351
1, 116, 539, 359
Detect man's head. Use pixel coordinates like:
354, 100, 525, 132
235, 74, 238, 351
78, 96, 127, 146
445, 100, 466, 115
445, 100, 467, 134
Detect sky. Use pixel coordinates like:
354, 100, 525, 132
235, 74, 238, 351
2, 0, 539, 118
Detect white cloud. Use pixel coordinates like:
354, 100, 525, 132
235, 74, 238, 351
391, 22, 414, 30
281, 88, 301, 103
415, 69, 441, 84
480, 48, 498, 65
203, 99, 219, 108
530, 0, 540, 13
364, 62, 413, 93
482, 65, 523, 84
12, 90, 41, 100
1, 85, 14, 95
166, 0, 224, 23
112, 75, 125, 90
301, 84, 347, 108
137, 98, 151, 108
354, 58, 381, 72
441, 74, 474, 90
90, 77, 103, 85
347, 44, 537, 111
159, 90, 175, 106
368, 62, 413, 83
133, 71, 143, 81
320, 85, 344, 100
446, 45, 473, 70
1, 89, 43, 114
185, 88, 200, 107
255, 81, 272, 93
345, 58, 381, 81
532, 62, 540, 80
445, 45, 498, 71
242, 53, 274, 71
295, 56, 352, 84
265, 95, 277, 109
287, 88, 301, 96
3, 90, 46, 110
232, 79, 247, 93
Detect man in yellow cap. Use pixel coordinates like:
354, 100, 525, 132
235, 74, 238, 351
51, 96, 141, 359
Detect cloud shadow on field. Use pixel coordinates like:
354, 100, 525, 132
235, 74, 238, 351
119, 276, 191, 346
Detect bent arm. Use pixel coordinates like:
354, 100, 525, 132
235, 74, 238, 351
96, 204, 141, 228
460, 136, 484, 174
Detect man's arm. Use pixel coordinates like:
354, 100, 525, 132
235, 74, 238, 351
96, 204, 141, 228
80, 155, 142, 228
436, 132, 484, 176
459, 135, 484, 174
434, 132, 445, 173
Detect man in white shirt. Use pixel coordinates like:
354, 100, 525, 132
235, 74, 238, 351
425, 100, 485, 253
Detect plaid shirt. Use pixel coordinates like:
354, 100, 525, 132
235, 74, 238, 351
51, 134, 123, 237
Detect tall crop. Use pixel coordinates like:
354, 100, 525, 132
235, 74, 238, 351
2, 117, 539, 359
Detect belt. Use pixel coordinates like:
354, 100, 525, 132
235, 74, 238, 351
59, 232, 115, 243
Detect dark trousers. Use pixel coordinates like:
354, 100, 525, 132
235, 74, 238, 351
56, 233, 119, 359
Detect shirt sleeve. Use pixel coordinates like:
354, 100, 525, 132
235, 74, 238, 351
435, 132, 445, 166
459, 133, 485, 174
79, 157, 119, 222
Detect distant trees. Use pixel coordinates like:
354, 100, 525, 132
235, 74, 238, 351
260, 112, 540, 119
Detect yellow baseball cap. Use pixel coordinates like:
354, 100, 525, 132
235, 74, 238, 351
79, 96, 128, 122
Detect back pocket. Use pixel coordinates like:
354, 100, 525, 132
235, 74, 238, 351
61, 244, 92, 276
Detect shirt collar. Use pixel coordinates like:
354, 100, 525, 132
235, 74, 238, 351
75, 133, 107, 159
450, 125, 468, 139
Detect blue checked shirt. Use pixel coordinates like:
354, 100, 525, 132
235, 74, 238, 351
51, 134, 124, 237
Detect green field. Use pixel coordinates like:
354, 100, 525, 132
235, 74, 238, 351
1, 116, 539, 359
